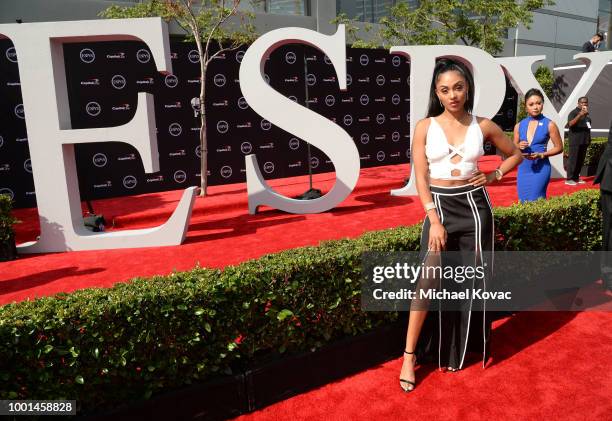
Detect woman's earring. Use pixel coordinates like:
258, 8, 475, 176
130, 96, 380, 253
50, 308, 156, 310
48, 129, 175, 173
438, 97, 443, 108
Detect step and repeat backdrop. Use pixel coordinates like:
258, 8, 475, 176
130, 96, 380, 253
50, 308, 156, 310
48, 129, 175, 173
0, 39, 516, 209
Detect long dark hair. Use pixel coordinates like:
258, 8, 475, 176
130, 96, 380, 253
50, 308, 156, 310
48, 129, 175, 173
426, 58, 475, 117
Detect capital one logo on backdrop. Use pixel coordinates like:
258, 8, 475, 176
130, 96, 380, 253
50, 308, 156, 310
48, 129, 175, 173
2, 19, 611, 252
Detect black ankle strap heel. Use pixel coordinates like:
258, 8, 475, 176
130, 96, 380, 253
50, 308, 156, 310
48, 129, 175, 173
400, 350, 417, 392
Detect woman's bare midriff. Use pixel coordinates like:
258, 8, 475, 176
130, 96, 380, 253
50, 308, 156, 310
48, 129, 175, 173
429, 178, 473, 187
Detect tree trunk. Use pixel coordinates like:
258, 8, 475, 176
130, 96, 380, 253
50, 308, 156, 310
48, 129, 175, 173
195, 34, 208, 196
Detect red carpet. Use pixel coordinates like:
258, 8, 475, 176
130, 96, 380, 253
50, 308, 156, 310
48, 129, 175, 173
235, 310, 612, 421
0, 157, 598, 305
2, 158, 610, 419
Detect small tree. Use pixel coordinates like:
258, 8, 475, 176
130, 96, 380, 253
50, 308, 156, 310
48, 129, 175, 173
330, 13, 378, 49
375, 0, 554, 54
100, 0, 258, 196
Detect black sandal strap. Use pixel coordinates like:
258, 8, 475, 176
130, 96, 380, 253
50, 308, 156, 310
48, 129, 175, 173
404, 350, 415, 355
399, 378, 416, 386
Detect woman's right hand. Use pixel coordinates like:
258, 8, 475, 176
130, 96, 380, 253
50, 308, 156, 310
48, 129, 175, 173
518, 140, 528, 150
428, 222, 447, 252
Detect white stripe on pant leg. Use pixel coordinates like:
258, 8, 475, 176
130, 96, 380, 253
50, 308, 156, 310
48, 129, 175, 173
481, 188, 494, 367
468, 192, 486, 368
459, 192, 479, 370
434, 192, 444, 370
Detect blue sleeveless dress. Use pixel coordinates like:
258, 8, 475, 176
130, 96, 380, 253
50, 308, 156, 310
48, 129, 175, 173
517, 114, 551, 201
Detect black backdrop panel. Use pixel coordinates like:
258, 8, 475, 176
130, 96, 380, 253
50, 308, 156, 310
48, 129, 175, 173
1, 38, 516, 208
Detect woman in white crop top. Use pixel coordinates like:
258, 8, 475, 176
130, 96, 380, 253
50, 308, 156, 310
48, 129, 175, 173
399, 59, 522, 392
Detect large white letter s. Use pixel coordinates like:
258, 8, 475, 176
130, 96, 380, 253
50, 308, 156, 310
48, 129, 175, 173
239, 25, 360, 214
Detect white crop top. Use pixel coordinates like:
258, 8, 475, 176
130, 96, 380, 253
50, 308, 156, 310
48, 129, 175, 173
425, 116, 484, 180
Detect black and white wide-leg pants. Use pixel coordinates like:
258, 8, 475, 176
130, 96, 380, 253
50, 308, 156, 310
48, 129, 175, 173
418, 184, 494, 370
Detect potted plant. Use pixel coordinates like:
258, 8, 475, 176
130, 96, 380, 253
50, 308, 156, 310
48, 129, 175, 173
0, 193, 18, 261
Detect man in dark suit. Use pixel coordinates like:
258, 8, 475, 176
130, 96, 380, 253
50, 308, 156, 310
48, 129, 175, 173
566, 97, 592, 185
593, 118, 612, 291
582, 33, 604, 52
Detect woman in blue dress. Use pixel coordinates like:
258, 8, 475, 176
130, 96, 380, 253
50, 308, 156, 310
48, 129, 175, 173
514, 88, 563, 201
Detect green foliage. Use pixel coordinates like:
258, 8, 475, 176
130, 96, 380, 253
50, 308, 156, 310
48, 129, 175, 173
376, 0, 554, 54
495, 189, 601, 251
0, 194, 18, 242
331, 13, 379, 49
99, 0, 258, 48
517, 65, 555, 120
0, 189, 600, 413
562, 137, 608, 166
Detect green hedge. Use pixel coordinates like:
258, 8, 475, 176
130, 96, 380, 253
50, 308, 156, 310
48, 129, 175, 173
0, 189, 601, 413
0, 194, 18, 243
562, 136, 607, 166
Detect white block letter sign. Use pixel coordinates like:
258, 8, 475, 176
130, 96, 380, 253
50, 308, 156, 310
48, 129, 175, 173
239, 25, 360, 214
0, 18, 196, 252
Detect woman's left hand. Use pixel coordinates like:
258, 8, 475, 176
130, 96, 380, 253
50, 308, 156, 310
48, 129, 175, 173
469, 171, 494, 187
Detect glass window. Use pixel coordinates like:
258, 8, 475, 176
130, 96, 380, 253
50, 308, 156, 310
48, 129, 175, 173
266, 0, 307, 16
337, 0, 417, 23
598, 0, 611, 49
